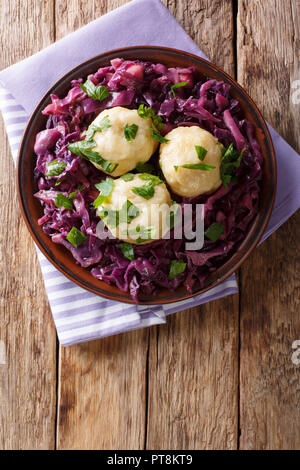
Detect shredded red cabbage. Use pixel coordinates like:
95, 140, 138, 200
33, 58, 262, 302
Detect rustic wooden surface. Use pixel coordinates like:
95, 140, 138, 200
0, 0, 299, 450
237, 0, 300, 449
0, 0, 57, 450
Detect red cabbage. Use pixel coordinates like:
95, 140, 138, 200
33, 58, 263, 302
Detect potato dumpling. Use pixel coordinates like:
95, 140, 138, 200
159, 126, 223, 197
87, 106, 158, 176
98, 174, 172, 244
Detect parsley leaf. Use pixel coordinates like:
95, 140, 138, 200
98, 207, 118, 229
170, 81, 188, 97
68, 139, 96, 154
69, 191, 76, 201
119, 200, 141, 224
45, 159, 66, 177
138, 173, 163, 185
168, 260, 187, 280
137, 104, 151, 120
54, 193, 73, 210
68, 185, 84, 201
132, 173, 163, 200
204, 222, 224, 242
68, 140, 118, 174
66, 227, 87, 248
124, 123, 139, 141
132, 181, 155, 200
121, 173, 134, 181
79, 79, 110, 102
137, 104, 164, 131
174, 163, 216, 171
93, 178, 114, 208
220, 144, 246, 188
98, 200, 140, 229
150, 127, 169, 144
119, 242, 134, 261
195, 145, 208, 161
82, 115, 111, 140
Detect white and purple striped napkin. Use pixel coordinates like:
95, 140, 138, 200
1, 0, 299, 345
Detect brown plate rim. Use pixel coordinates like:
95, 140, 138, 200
17, 45, 277, 305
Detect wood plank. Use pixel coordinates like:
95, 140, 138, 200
146, 0, 239, 450
147, 297, 239, 450
165, 0, 235, 75
0, 0, 57, 450
57, 331, 149, 449
55, 0, 239, 450
55, 0, 148, 450
237, 0, 300, 450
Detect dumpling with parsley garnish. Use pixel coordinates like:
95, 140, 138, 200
79, 106, 159, 177
159, 126, 223, 197
94, 173, 172, 244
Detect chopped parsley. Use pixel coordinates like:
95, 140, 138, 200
66, 226, 87, 248
205, 222, 224, 242
137, 104, 164, 131
137, 105, 167, 142
121, 173, 134, 181
99, 200, 140, 229
168, 260, 187, 280
54, 193, 73, 210
138, 173, 163, 184
79, 79, 110, 102
132, 181, 155, 200
68, 185, 84, 201
174, 163, 216, 171
132, 174, 162, 200
119, 200, 140, 224
124, 123, 139, 141
220, 143, 246, 188
195, 145, 208, 161
82, 116, 111, 140
170, 81, 188, 97
45, 159, 66, 177
68, 140, 118, 174
93, 178, 114, 208
150, 127, 169, 144
119, 242, 134, 261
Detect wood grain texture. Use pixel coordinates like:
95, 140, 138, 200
237, 0, 300, 450
54, 0, 239, 451
55, 0, 148, 450
57, 331, 149, 449
165, 0, 235, 74
1, 0, 299, 451
0, 0, 57, 450
146, 0, 239, 450
147, 298, 239, 450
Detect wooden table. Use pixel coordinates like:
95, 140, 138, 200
0, 0, 299, 450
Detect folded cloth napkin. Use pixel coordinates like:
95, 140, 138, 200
0, 0, 299, 345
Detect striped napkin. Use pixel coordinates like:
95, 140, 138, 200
1, 0, 299, 345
